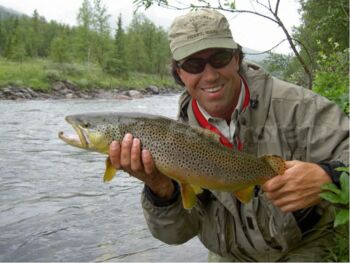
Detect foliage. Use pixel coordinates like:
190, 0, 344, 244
0, 57, 177, 92
0, 0, 171, 82
49, 31, 72, 64
292, 0, 349, 86
320, 167, 349, 227
313, 40, 349, 114
320, 167, 349, 262
262, 53, 295, 81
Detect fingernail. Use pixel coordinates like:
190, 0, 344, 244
133, 138, 140, 145
124, 133, 132, 141
110, 141, 117, 149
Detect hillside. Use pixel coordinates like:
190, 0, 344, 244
0, 5, 22, 20
243, 47, 269, 63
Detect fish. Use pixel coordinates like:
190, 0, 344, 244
58, 112, 285, 209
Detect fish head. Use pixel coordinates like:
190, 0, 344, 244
59, 113, 121, 153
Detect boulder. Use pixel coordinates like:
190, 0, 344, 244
146, 85, 160, 95
126, 90, 144, 99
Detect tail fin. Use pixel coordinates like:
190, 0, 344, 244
261, 155, 286, 175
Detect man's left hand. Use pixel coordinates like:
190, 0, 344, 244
262, 160, 331, 213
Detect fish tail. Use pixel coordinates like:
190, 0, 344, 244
261, 155, 286, 175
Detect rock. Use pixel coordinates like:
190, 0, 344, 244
25, 88, 38, 98
94, 90, 112, 99
126, 90, 144, 99
146, 85, 159, 95
65, 93, 75, 99
52, 82, 66, 92
115, 94, 132, 100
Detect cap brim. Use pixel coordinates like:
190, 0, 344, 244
172, 38, 238, 60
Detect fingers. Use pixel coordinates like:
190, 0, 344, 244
109, 141, 121, 169
262, 175, 285, 192
120, 133, 133, 169
262, 160, 329, 213
108, 133, 156, 178
142, 149, 155, 175
130, 138, 143, 172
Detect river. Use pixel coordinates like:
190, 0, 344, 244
0, 95, 208, 262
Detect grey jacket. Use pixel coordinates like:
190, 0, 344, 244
141, 62, 349, 261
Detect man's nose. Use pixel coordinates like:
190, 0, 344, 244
201, 63, 219, 82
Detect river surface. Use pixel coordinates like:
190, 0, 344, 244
0, 95, 208, 262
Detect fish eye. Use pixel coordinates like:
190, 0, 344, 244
82, 121, 90, 128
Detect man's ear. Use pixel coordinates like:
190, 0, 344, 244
176, 67, 182, 77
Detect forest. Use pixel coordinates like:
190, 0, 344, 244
0, 0, 348, 112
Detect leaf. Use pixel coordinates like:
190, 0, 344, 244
319, 191, 342, 204
321, 183, 341, 194
335, 167, 349, 173
334, 209, 349, 227
339, 172, 349, 197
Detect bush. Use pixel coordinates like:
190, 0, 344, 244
313, 40, 349, 114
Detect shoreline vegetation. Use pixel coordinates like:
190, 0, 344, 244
0, 58, 182, 100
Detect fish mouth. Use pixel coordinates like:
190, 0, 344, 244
58, 120, 90, 149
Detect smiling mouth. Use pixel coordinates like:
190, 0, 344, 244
202, 85, 223, 93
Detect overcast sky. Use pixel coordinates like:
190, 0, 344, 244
0, 0, 301, 54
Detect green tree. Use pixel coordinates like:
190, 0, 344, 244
125, 13, 170, 75
103, 13, 129, 77
4, 18, 26, 61
294, 0, 349, 73
76, 0, 94, 63
91, 0, 111, 66
49, 30, 72, 64
313, 41, 349, 114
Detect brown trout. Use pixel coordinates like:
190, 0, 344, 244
58, 112, 285, 209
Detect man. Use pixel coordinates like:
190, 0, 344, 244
109, 9, 348, 261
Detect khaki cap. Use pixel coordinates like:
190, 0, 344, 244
169, 9, 238, 60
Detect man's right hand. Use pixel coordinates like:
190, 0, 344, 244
108, 133, 175, 200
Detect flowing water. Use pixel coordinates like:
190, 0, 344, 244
0, 95, 207, 262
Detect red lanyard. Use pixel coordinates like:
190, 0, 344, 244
192, 77, 250, 151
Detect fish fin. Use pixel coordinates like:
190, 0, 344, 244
261, 155, 286, 175
103, 157, 117, 182
180, 183, 197, 209
234, 185, 255, 204
191, 184, 203, 195
192, 126, 221, 142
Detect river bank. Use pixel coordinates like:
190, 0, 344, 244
0, 81, 181, 100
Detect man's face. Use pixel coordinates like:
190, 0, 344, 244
177, 48, 242, 121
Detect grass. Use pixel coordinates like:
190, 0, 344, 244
0, 58, 180, 92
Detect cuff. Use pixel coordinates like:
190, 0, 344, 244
144, 180, 180, 207
318, 160, 347, 188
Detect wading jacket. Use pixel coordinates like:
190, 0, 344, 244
141, 62, 349, 262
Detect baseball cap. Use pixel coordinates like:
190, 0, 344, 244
169, 9, 238, 60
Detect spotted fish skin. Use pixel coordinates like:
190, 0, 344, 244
59, 112, 285, 208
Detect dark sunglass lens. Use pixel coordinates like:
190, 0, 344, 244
210, 51, 233, 68
181, 58, 206, 74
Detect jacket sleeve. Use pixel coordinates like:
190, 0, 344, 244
304, 91, 349, 165
141, 185, 201, 245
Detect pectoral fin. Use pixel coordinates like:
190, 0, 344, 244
191, 184, 203, 195
103, 157, 117, 182
180, 183, 197, 209
234, 185, 255, 204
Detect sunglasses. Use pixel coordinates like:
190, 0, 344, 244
177, 50, 235, 74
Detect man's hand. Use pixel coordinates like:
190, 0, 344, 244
262, 160, 331, 213
109, 133, 175, 200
